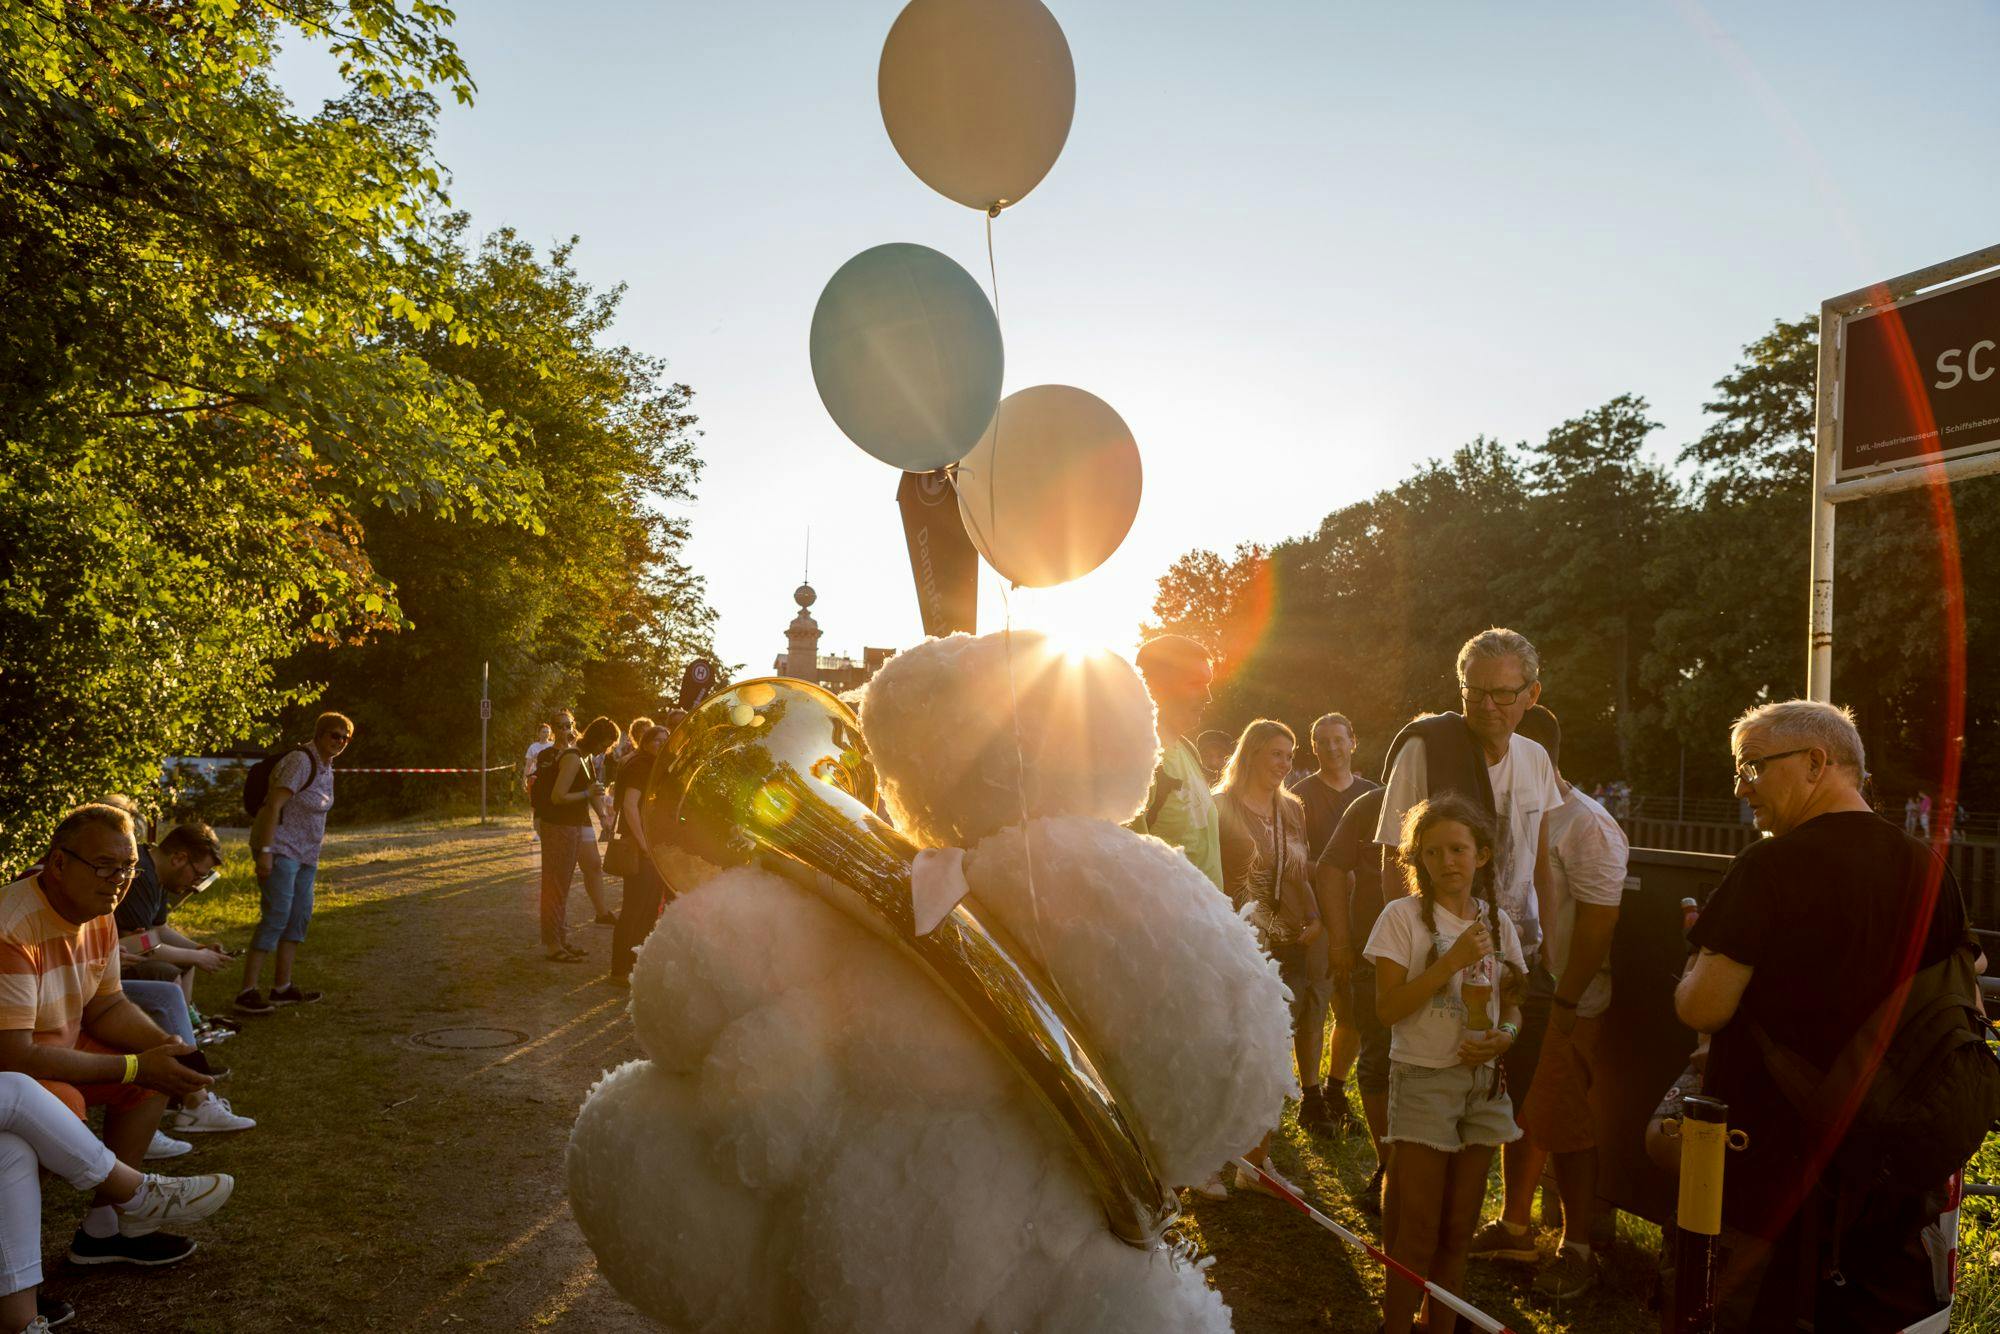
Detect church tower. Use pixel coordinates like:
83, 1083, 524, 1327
783, 582, 821, 679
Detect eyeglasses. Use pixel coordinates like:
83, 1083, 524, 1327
325, 731, 352, 742
59, 847, 138, 883
1733, 748, 1811, 785
1461, 683, 1531, 707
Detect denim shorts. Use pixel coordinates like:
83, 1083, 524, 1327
253, 855, 318, 952
1385, 1060, 1521, 1152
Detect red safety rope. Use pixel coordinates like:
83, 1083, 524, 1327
1229, 1158, 1519, 1334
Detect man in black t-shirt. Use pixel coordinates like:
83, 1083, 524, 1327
1288, 712, 1380, 863
1288, 712, 1380, 1138
1313, 785, 1391, 1208
116, 824, 229, 1000
1676, 699, 1966, 1333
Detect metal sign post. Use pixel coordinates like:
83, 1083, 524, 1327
1808, 243, 2000, 700
479, 661, 491, 824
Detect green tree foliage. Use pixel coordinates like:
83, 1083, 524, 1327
1148, 319, 2000, 811
0, 2, 714, 860
284, 228, 717, 790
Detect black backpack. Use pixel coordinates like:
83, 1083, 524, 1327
242, 745, 319, 819
1752, 943, 2000, 1195
530, 747, 576, 819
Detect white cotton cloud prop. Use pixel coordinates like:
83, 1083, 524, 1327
568, 631, 1291, 1332
571, 869, 1244, 1332
963, 817, 1295, 1186
859, 631, 1157, 849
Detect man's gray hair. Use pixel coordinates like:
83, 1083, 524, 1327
1731, 699, 1866, 774
1457, 627, 1541, 685
49, 803, 135, 853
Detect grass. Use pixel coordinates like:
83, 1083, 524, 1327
38, 816, 649, 1332
31, 816, 2000, 1330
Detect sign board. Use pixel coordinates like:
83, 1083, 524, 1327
479, 699, 492, 721
1836, 265, 2000, 480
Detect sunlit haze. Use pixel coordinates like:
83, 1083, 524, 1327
277, 1, 2000, 675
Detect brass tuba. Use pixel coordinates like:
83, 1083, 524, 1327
641, 677, 1178, 1247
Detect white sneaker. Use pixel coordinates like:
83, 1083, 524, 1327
144, 1130, 192, 1161
163, 1095, 256, 1134
1191, 1172, 1229, 1200
118, 1171, 234, 1237
1232, 1161, 1301, 1200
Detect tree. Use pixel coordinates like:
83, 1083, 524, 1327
283, 228, 718, 787
0, 3, 716, 862
1521, 394, 1677, 780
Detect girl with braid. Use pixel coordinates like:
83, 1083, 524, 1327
1364, 795, 1527, 1334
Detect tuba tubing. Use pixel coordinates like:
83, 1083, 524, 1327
641, 677, 1178, 1247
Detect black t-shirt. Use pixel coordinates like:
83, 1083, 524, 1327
1689, 810, 1968, 1231
1316, 787, 1390, 944
611, 751, 654, 829
1289, 771, 1381, 864
115, 846, 170, 936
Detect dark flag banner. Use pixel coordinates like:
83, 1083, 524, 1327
897, 469, 979, 639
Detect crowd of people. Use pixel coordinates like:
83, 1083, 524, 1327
0, 711, 354, 1330
1132, 627, 1983, 1334
525, 707, 686, 984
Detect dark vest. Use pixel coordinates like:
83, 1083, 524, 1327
1380, 712, 1497, 820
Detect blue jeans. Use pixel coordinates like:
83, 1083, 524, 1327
123, 978, 197, 1047
253, 856, 318, 952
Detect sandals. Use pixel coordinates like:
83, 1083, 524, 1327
546, 946, 588, 963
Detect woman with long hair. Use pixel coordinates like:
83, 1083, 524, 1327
1364, 795, 1526, 1334
1213, 718, 1324, 1198
539, 716, 622, 962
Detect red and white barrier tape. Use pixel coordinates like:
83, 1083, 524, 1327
1229, 1158, 1518, 1334
332, 765, 517, 774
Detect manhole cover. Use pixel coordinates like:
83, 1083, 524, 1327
408, 1026, 527, 1051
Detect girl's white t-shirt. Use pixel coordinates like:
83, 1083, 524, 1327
1362, 895, 1526, 1069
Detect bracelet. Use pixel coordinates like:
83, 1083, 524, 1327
1497, 1022, 1520, 1041
121, 1054, 138, 1085
1552, 995, 1579, 1010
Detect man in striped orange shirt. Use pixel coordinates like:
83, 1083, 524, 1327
0, 804, 215, 1266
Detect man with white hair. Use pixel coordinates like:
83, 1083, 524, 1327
1377, 628, 1563, 1265
1676, 699, 1973, 1332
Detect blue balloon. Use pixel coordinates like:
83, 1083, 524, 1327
810, 243, 1004, 471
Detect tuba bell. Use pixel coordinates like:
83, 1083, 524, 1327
640, 676, 1178, 1247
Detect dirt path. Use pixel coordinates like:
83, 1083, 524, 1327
42, 818, 655, 1332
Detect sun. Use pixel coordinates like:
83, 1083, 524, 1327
984, 578, 1144, 664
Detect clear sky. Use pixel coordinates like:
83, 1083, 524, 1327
277, 1, 2000, 676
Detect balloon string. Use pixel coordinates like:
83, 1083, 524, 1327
983, 211, 1076, 1030
983, 209, 1005, 582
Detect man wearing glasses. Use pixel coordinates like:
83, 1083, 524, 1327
236, 711, 352, 1015
0, 803, 221, 1266
1675, 700, 1972, 1332
1374, 627, 1564, 1264
118, 823, 229, 999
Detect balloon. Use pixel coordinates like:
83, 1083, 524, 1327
954, 386, 1142, 589
810, 243, 1004, 472
878, 0, 1075, 212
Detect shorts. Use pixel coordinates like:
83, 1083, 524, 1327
1501, 960, 1554, 1110
1384, 1059, 1521, 1153
1276, 941, 1331, 1026
1520, 1014, 1602, 1154
252, 855, 318, 952
1342, 968, 1392, 1097
37, 1035, 164, 1121
121, 956, 183, 983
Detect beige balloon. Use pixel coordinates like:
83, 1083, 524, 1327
954, 385, 1142, 589
878, 0, 1076, 212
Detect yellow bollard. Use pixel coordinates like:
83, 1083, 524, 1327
1663, 1094, 1749, 1334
